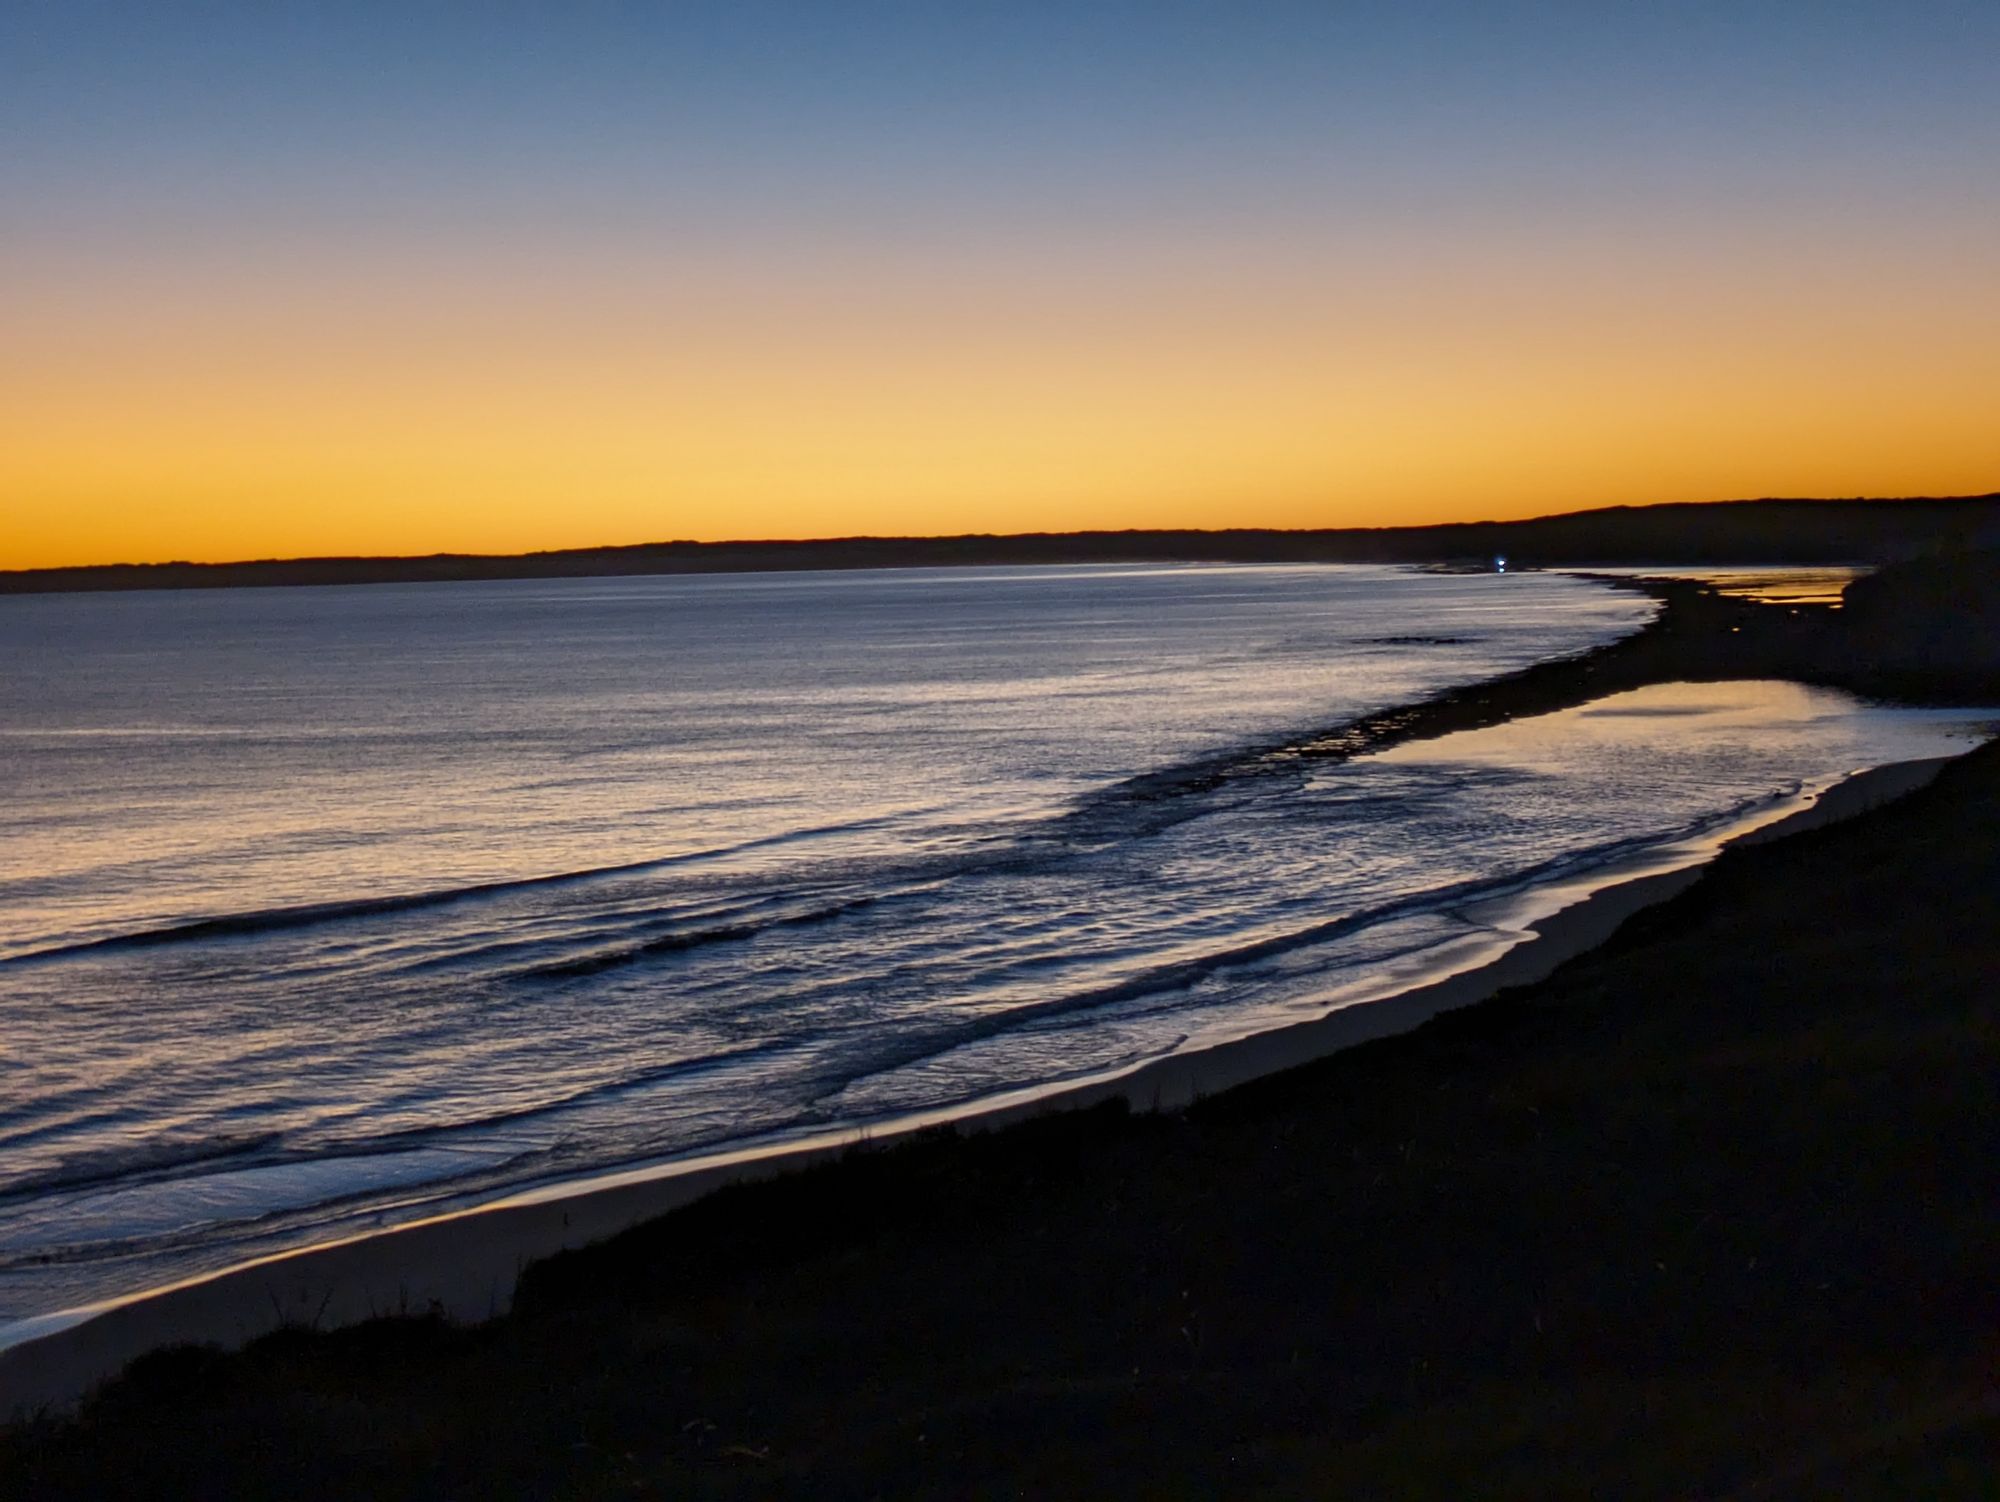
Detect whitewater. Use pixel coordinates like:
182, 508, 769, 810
0, 563, 1987, 1329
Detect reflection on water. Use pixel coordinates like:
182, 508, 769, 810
1576, 565, 1867, 607
0, 567, 1988, 1333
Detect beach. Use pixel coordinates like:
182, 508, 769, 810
0, 747, 1954, 1419
7, 709, 1996, 1496
5, 554, 1998, 1496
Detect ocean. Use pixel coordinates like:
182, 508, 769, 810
0, 563, 1988, 1332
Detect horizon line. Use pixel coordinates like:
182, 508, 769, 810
9, 491, 1999, 579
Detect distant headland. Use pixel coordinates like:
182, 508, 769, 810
5, 493, 1998, 595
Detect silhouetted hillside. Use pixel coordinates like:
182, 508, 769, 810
1842, 545, 2000, 680
5, 494, 1997, 594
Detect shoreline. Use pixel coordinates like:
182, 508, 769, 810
0, 748, 1960, 1417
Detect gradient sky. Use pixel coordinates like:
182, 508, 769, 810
5, 1, 1998, 567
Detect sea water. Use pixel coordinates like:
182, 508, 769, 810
0, 564, 1987, 1328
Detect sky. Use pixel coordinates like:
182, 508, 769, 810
4, 1, 1998, 568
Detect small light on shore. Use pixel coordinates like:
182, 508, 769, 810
1494, 554, 1508, 574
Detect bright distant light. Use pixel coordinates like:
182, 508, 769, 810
1494, 554, 1508, 573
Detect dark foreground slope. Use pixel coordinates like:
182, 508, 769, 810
6, 558, 1998, 1500
5, 493, 1997, 593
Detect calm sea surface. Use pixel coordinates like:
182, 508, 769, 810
0, 564, 1988, 1328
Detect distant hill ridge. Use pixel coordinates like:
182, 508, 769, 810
6, 494, 1998, 594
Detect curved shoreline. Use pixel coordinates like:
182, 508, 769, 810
0, 748, 1960, 1417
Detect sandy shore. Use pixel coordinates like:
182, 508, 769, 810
0, 751, 1957, 1417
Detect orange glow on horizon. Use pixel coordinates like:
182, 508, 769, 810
6, 227, 1998, 569
9, 5, 2000, 571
